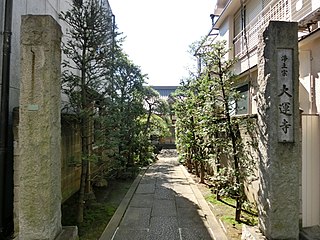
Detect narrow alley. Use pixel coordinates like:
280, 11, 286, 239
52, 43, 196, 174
100, 155, 228, 240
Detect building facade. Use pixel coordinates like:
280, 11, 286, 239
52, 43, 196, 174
201, 0, 320, 229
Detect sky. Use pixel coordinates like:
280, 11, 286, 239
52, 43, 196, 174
108, 0, 216, 86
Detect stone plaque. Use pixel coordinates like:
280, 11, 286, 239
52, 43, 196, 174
277, 48, 293, 142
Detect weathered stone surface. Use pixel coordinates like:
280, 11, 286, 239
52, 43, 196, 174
175, 194, 198, 207
151, 199, 176, 217
18, 15, 62, 240
101, 158, 229, 240
179, 226, 213, 240
119, 207, 151, 228
242, 224, 266, 240
135, 183, 155, 194
129, 193, 154, 208
177, 207, 205, 227
257, 21, 301, 239
154, 186, 176, 200
149, 216, 180, 240
55, 226, 79, 240
113, 229, 150, 240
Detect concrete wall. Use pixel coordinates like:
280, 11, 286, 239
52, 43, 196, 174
238, 116, 260, 204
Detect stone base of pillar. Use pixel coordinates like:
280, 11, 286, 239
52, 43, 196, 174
14, 226, 78, 240
55, 226, 79, 240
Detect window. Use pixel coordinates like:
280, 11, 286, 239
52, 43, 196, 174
234, 8, 246, 37
233, 0, 263, 57
235, 84, 249, 115
233, 7, 246, 57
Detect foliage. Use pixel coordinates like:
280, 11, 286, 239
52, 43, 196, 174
60, 0, 115, 113
96, 57, 171, 171
60, 0, 116, 223
173, 40, 256, 221
98, 50, 146, 169
79, 203, 116, 239
206, 193, 258, 231
60, 0, 172, 221
62, 178, 134, 240
134, 87, 171, 165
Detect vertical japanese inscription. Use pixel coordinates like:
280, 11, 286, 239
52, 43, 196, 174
277, 49, 293, 142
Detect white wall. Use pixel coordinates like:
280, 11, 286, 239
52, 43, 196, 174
8, 0, 71, 113
297, 32, 320, 228
299, 35, 320, 114
302, 115, 320, 227
299, 50, 312, 113
216, 18, 230, 46
312, 0, 320, 10
246, 0, 262, 25
311, 42, 320, 114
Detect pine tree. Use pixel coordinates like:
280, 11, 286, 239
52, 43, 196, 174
60, 0, 114, 223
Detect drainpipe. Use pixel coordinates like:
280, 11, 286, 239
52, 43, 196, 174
0, 0, 13, 234
310, 74, 316, 113
309, 51, 316, 114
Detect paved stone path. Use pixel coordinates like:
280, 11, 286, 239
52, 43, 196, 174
100, 157, 228, 240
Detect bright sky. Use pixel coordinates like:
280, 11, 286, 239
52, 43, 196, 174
108, 0, 216, 86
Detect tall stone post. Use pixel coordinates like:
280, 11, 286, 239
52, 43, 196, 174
257, 21, 301, 239
19, 15, 62, 239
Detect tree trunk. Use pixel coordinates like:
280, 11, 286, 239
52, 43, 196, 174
216, 191, 221, 201
218, 64, 243, 222
77, 111, 91, 223
187, 158, 192, 172
144, 103, 152, 134
85, 105, 94, 194
200, 161, 205, 183
215, 131, 221, 201
77, 53, 90, 223
195, 161, 199, 177
77, 156, 88, 223
235, 197, 242, 222
187, 149, 192, 172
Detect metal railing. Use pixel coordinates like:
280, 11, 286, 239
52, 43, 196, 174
234, 0, 291, 58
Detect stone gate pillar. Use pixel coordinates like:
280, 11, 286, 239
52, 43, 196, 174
257, 21, 301, 239
19, 15, 62, 239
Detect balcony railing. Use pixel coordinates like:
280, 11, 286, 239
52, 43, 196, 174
234, 0, 291, 59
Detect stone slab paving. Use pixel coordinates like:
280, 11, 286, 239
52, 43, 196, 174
300, 225, 320, 240
100, 157, 228, 240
